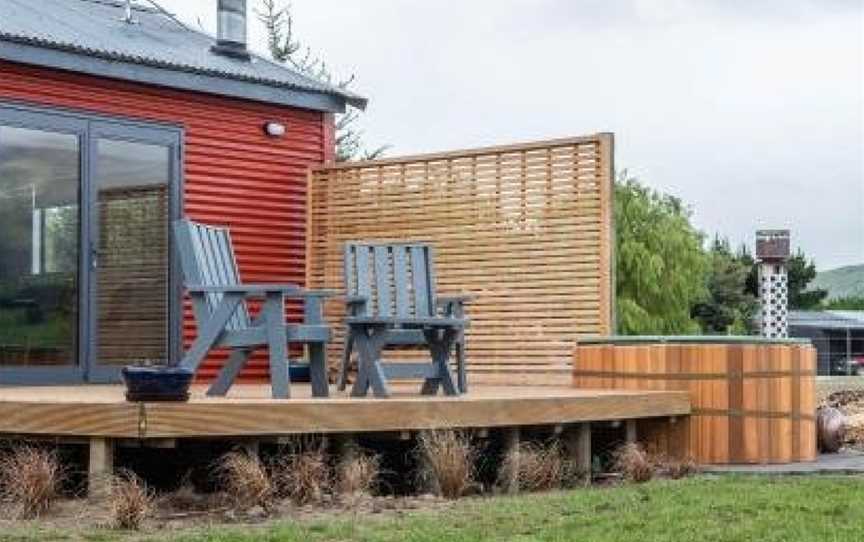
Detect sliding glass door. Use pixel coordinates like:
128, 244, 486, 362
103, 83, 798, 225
0, 112, 84, 382
88, 123, 179, 381
0, 103, 181, 384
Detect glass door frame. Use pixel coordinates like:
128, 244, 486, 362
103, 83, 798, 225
86, 121, 183, 384
0, 101, 183, 385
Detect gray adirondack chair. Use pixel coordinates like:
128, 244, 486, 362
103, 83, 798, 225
173, 219, 333, 399
337, 242, 472, 398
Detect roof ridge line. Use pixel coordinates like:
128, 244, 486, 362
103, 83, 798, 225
74, 0, 157, 14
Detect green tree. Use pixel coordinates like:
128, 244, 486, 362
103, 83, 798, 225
256, 0, 386, 161
738, 244, 759, 299
740, 247, 825, 310
615, 173, 709, 334
823, 296, 864, 310
787, 251, 828, 309
691, 237, 758, 334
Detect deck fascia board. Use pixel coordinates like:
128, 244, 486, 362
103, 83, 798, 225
0, 386, 690, 439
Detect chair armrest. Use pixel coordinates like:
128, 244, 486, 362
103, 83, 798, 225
283, 288, 340, 299
345, 295, 368, 317
185, 284, 300, 294
437, 294, 476, 305
437, 293, 474, 318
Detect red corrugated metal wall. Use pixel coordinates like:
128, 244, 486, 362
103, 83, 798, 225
0, 59, 329, 382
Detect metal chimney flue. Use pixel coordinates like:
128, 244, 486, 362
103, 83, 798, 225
212, 0, 250, 60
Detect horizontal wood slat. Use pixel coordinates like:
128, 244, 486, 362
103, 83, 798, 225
0, 384, 689, 438
308, 135, 615, 386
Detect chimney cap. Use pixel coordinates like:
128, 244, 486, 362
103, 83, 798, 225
213, 0, 249, 60
755, 229, 791, 261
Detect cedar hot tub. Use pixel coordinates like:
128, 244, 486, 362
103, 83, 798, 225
573, 336, 817, 465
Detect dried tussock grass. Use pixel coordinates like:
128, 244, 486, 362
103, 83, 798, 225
0, 446, 63, 518
499, 441, 580, 492
657, 456, 699, 480
215, 451, 274, 512
336, 452, 381, 499
417, 430, 476, 499
108, 470, 154, 530
270, 439, 332, 505
611, 443, 654, 483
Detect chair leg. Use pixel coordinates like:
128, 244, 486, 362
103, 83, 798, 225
350, 326, 390, 398
337, 333, 354, 391
309, 343, 329, 398
207, 348, 253, 396
456, 338, 468, 394
419, 376, 440, 395
179, 295, 243, 371
422, 328, 458, 396
264, 292, 290, 399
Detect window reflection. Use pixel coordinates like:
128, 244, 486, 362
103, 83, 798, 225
0, 126, 79, 367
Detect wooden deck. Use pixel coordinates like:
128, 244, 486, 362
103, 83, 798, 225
0, 384, 690, 439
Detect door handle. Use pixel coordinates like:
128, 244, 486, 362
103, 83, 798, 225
90, 245, 103, 270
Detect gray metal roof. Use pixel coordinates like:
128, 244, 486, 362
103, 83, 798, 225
789, 310, 864, 331
0, 0, 366, 112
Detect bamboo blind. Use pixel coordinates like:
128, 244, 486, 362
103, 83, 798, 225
307, 134, 614, 385
97, 185, 169, 363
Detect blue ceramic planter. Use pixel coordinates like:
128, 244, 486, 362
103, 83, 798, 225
289, 364, 311, 382
122, 365, 194, 402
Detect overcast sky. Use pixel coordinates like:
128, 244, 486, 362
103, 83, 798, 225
159, 0, 863, 271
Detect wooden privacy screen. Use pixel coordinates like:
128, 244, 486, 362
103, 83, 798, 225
308, 134, 614, 385
573, 339, 817, 464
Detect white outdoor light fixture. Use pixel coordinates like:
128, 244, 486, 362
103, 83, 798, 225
264, 121, 287, 137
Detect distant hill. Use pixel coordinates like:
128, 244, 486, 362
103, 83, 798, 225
813, 264, 864, 300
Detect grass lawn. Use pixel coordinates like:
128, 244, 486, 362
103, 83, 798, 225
3, 475, 864, 541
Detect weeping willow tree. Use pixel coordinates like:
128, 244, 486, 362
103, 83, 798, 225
615, 173, 709, 334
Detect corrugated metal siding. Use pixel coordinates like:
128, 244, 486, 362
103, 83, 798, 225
0, 59, 325, 381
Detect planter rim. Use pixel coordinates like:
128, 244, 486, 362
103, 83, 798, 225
577, 335, 811, 346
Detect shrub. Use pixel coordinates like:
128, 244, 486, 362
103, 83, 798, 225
417, 430, 476, 499
108, 470, 154, 530
499, 441, 579, 492
336, 452, 380, 499
0, 445, 63, 518
270, 439, 332, 505
215, 451, 273, 512
611, 443, 654, 483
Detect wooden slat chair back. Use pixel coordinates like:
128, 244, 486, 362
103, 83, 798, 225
174, 219, 333, 399
175, 221, 251, 332
343, 243, 437, 320
339, 241, 471, 397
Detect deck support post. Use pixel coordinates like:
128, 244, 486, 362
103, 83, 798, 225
334, 434, 359, 466
625, 420, 638, 444
88, 437, 114, 500
501, 427, 520, 494
416, 430, 437, 495
564, 423, 592, 481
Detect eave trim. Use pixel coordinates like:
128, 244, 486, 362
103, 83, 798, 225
0, 40, 351, 113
